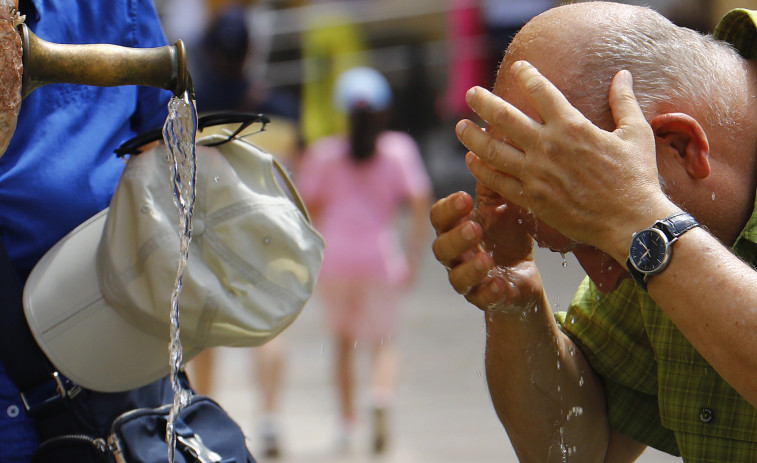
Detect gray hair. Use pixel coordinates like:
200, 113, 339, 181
568, 5, 746, 137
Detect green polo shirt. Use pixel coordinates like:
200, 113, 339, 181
556, 10, 757, 462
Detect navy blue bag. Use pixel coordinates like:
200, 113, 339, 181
108, 395, 252, 463
31, 390, 255, 463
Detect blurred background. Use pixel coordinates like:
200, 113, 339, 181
151, 1, 757, 462
155, 0, 757, 199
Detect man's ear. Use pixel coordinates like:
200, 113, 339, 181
650, 113, 710, 179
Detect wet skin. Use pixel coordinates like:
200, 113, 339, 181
528, 218, 629, 294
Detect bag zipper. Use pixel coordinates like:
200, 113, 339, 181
37, 433, 108, 454
108, 402, 175, 463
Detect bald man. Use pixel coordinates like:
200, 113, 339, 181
432, 2, 757, 462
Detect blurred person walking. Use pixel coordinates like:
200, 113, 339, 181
297, 67, 433, 454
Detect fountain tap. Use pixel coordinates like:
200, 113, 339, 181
18, 23, 193, 99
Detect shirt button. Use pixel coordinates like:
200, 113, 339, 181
699, 407, 714, 423
6, 404, 19, 418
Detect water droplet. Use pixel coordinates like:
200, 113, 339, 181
140, 204, 151, 214
557, 385, 561, 392
213, 176, 220, 183
320, 344, 325, 354
579, 376, 585, 387
556, 360, 561, 370
560, 252, 567, 268
712, 192, 716, 201
353, 340, 359, 350
517, 218, 523, 224
263, 236, 272, 245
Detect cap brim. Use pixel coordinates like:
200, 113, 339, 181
714, 8, 757, 58
23, 209, 193, 392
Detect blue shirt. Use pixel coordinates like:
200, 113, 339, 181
0, 1, 172, 460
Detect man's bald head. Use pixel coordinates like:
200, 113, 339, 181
496, 1, 749, 137
490, 1, 757, 248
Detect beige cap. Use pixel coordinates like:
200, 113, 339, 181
23, 131, 324, 392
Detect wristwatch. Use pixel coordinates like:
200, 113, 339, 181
626, 212, 700, 291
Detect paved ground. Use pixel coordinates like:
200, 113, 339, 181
206, 242, 681, 463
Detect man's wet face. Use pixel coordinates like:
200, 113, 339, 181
518, 208, 629, 293
491, 53, 631, 293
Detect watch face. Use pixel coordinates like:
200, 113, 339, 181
629, 228, 670, 273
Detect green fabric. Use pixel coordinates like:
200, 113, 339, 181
558, 194, 757, 462
714, 9, 757, 59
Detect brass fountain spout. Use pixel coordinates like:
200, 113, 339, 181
19, 23, 192, 99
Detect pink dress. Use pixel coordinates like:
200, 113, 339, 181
297, 131, 431, 340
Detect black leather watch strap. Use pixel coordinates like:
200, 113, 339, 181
656, 212, 700, 240
626, 212, 700, 291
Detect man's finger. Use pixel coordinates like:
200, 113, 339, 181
431, 219, 482, 269
465, 278, 510, 311
465, 152, 526, 209
448, 251, 493, 296
464, 86, 541, 150
608, 70, 651, 140
429, 191, 474, 234
510, 60, 585, 126
456, 120, 525, 178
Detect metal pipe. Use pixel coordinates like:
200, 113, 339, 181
19, 23, 191, 99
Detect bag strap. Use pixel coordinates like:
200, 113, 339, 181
0, 237, 83, 437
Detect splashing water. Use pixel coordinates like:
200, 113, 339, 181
162, 92, 198, 463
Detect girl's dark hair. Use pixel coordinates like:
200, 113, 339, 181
348, 107, 388, 163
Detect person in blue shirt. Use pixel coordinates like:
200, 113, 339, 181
0, 0, 172, 460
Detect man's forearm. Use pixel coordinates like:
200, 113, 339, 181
645, 227, 757, 408
483, 296, 611, 463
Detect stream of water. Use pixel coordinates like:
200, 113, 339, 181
161, 92, 198, 463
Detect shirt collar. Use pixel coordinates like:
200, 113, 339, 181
732, 192, 757, 266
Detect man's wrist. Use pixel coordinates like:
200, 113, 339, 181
608, 201, 684, 265
625, 212, 700, 290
